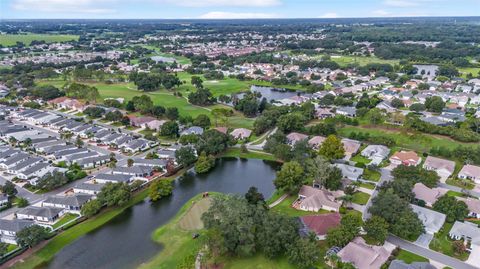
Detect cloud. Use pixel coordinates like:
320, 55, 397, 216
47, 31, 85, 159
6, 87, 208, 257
372, 9, 392, 16
198, 11, 278, 19
383, 0, 418, 7
11, 0, 116, 14
319, 12, 339, 18
160, 0, 281, 7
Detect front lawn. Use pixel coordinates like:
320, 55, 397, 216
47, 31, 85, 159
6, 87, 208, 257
396, 249, 429, 264
446, 178, 475, 190
352, 192, 371, 205
351, 154, 371, 165
429, 222, 469, 261
363, 168, 381, 182
359, 182, 376, 190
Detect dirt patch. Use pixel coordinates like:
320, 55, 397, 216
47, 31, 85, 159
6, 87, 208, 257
178, 197, 212, 231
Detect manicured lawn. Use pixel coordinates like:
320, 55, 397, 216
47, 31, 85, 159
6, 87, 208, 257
271, 196, 330, 217
0, 34, 79, 46
459, 67, 480, 78
266, 190, 286, 204
429, 222, 469, 261
338, 125, 475, 152
222, 254, 295, 269
351, 154, 371, 165
446, 190, 466, 198
359, 182, 376, 190
12, 189, 150, 269
363, 168, 381, 182
352, 192, 371, 205
396, 249, 428, 264
52, 213, 79, 230
222, 148, 277, 161
139, 194, 215, 269
310, 54, 399, 67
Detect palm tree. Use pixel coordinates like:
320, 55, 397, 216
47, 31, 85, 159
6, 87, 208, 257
340, 195, 354, 208
8, 136, 17, 146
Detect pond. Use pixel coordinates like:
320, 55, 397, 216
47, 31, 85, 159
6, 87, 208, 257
45, 158, 280, 269
228, 85, 310, 105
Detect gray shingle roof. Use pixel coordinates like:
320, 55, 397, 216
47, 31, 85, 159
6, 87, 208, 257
0, 219, 34, 232
43, 194, 92, 207
17, 206, 64, 219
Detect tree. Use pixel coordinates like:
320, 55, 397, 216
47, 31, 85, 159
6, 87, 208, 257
433, 195, 468, 223
364, 216, 389, 244
131, 95, 153, 114
274, 161, 304, 194
160, 121, 179, 138
2, 181, 17, 197
165, 107, 179, 120
175, 146, 197, 167
36, 171, 70, 191
391, 165, 439, 188
196, 129, 231, 155
453, 240, 467, 255
188, 88, 216, 106
287, 236, 320, 269
277, 113, 306, 133
366, 108, 385, 125
81, 199, 102, 217
191, 76, 203, 88
97, 183, 131, 207
425, 96, 445, 113
244, 186, 266, 206
149, 180, 174, 202
409, 103, 426, 112
0, 242, 7, 257
17, 197, 29, 208
194, 152, 216, 174
340, 213, 363, 239
83, 106, 105, 118
193, 114, 211, 129
391, 98, 404, 108
16, 225, 49, 248
319, 135, 345, 160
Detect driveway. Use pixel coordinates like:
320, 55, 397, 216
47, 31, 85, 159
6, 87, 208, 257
415, 233, 434, 248
466, 244, 480, 268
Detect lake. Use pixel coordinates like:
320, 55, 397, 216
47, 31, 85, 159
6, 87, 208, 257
45, 158, 280, 269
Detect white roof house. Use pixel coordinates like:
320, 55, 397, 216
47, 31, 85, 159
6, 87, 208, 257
361, 145, 390, 165
458, 164, 480, 184
411, 204, 446, 235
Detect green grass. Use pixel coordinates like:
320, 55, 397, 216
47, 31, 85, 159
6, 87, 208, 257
429, 222, 469, 261
338, 125, 475, 152
52, 213, 79, 230
363, 168, 381, 182
270, 196, 330, 217
310, 54, 399, 67
446, 190, 466, 198
221, 148, 277, 161
459, 67, 480, 78
359, 182, 376, 190
352, 192, 371, 205
139, 193, 215, 269
12, 189, 150, 269
396, 249, 428, 264
0, 34, 79, 46
266, 190, 286, 204
350, 154, 371, 165
37, 79, 255, 129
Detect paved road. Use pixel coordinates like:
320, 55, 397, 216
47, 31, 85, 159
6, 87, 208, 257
387, 235, 479, 269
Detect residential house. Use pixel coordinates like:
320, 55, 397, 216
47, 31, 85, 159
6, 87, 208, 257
423, 156, 455, 181
389, 151, 421, 166
361, 145, 390, 165
308, 136, 326, 150
449, 221, 480, 252
128, 115, 156, 128
123, 139, 150, 153
458, 164, 480, 184
42, 194, 92, 214
315, 108, 334, 119
412, 183, 448, 207
337, 237, 392, 269
75, 155, 110, 168
457, 197, 480, 218
300, 213, 341, 240
94, 173, 133, 184
0, 219, 34, 245
341, 138, 361, 159
376, 101, 396, 113
296, 185, 342, 212
286, 132, 308, 146
73, 182, 105, 196
16, 206, 65, 224
112, 166, 153, 179
336, 106, 357, 117
180, 126, 204, 136
411, 204, 446, 235
334, 163, 364, 181
230, 128, 252, 140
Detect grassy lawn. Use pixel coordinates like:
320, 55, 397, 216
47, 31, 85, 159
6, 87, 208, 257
266, 190, 286, 204
0, 34, 79, 46
352, 192, 371, 205
363, 168, 381, 182
309, 54, 399, 67
446, 178, 475, 190
429, 222, 469, 261
270, 196, 330, 217
139, 193, 213, 269
459, 67, 480, 78
396, 249, 429, 264
338, 125, 475, 152
221, 148, 277, 161
446, 190, 466, 198
12, 189, 150, 269
351, 154, 371, 165
52, 213, 79, 230
359, 182, 376, 190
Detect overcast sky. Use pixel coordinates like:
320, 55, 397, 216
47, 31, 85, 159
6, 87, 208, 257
1, 0, 480, 19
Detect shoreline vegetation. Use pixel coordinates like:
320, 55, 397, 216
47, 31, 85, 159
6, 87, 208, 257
8, 153, 276, 269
